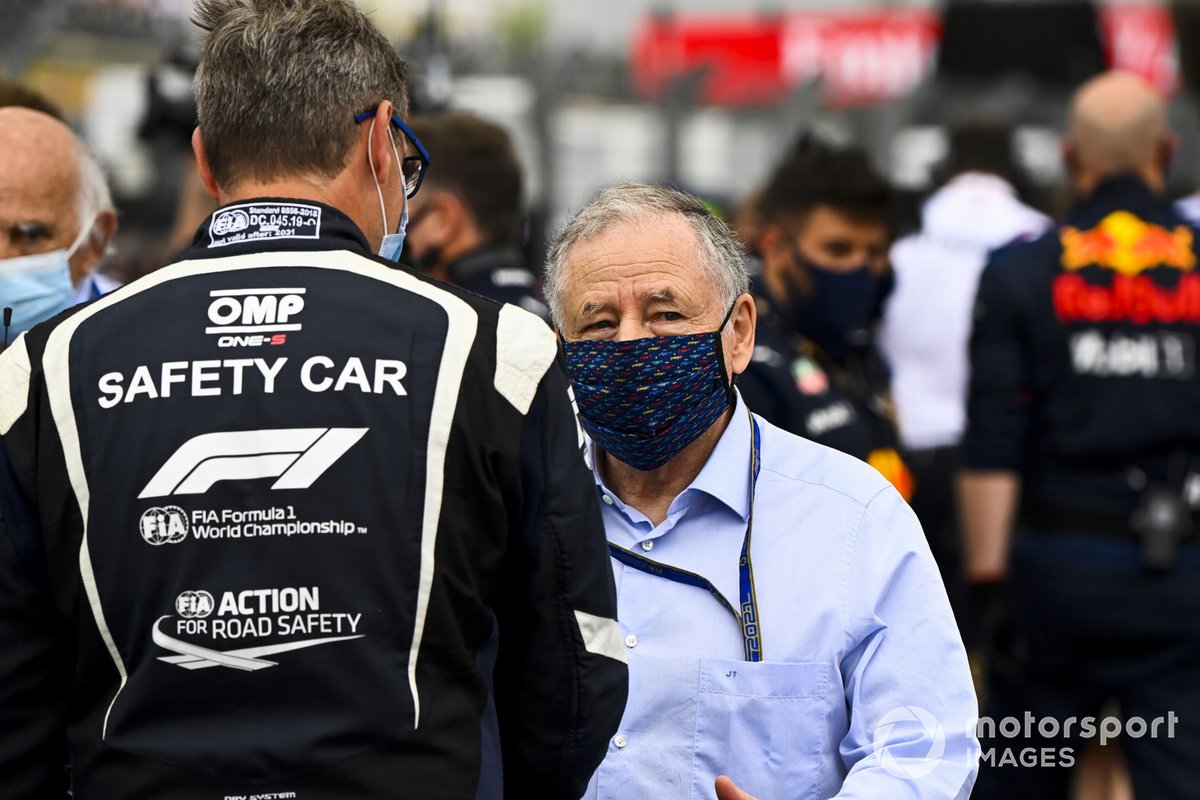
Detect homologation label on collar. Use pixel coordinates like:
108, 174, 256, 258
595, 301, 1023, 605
208, 202, 322, 248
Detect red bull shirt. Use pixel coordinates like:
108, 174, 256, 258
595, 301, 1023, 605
964, 175, 1200, 517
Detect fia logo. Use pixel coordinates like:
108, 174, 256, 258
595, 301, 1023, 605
139, 505, 189, 545
176, 590, 215, 619
210, 209, 250, 237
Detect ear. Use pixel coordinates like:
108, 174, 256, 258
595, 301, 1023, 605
435, 192, 471, 245
726, 292, 757, 378
757, 223, 804, 306
68, 209, 118, 286
758, 223, 796, 278
1161, 133, 1179, 172
1061, 138, 1080, 178
192, 127, 222, 201
758, 224, 788, 264
367, 101, 397, 188
417, 191, 468, 248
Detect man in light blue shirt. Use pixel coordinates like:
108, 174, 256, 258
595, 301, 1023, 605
545, 182, 978, 799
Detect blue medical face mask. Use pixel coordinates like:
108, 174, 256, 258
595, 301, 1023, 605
379, 193, 409, 262
562, 305, 736, 472
0, 220, 93, 341
0, 249, 74, 340
368, 121, 409, 262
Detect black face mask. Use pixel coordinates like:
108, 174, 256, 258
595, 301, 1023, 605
413, 245, 442, 272
781, 253, 892, 364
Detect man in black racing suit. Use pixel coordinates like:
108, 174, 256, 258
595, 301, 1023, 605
0, 1, 627, 798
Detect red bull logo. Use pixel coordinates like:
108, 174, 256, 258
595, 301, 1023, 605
1054, 212, 1200, 323
1055, 273, 1200, 324
1060, 211, 1195, 276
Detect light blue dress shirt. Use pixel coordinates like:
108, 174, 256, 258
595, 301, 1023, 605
583, 392, 978, 800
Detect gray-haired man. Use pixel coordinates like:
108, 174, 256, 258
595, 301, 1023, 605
0, 107, 119, 344
0, 1, 626, 797
549, 182, 978, 799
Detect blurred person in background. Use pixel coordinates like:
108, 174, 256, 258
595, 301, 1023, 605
739, 141, 914, 500
963, 70, 1200, 798
0, 0, 626, 797
0, 78, 63, 119
404, 111, 549, 319
548, 181, 977, 800
878, 121, 1048, 632
728, 189, 764, 258
0, 107, 119, 346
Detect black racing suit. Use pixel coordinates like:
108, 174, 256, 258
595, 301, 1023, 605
0, 199, 627, 800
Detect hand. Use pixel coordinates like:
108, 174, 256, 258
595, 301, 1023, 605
715, 775, 759, 800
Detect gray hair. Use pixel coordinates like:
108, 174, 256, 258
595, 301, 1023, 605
544, 182, 749, 327
192, 0, 410, 191
73, 137, 113, 249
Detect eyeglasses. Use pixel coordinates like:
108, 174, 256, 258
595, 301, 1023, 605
354, 107, 430, 198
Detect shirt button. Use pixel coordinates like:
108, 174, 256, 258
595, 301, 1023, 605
640, 540, 654, 552
625, 634, 638, 649
613, 735, 628, 749
602, 495, 614, 506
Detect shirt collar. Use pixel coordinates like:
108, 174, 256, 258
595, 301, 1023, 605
687, 390, 753, 520
589, 389, 753, 522
1068, 174, 1171, 227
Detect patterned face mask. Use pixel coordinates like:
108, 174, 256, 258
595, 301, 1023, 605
563, 305, 735, 471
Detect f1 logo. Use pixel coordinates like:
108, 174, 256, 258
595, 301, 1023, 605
139, 427, 367, 499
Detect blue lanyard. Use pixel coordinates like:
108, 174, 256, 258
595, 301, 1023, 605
608, 409, 764, 662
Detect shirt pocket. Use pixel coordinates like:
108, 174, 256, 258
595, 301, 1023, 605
691, 658, 829, 800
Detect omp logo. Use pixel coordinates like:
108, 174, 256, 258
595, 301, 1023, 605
211, 208, 250, 237
140, 505, 189, 544
207, 288, 305, 335
139, 427, 368, 499
176, 590, 215, 619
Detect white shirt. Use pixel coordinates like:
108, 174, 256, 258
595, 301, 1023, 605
71, 270, 122, 305
880, 173, 1048, 450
